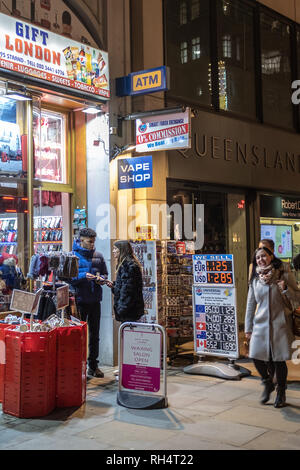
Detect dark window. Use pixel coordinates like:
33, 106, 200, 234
165, 0, 211, 107
260, 12, 293, 129
216, 0, 256, 117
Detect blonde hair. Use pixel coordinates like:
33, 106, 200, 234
114, 240, 142, 272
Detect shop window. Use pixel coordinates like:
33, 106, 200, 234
216, 0, 256, 118
33, 110, 67, 183
260, 12, 293, 129
165, 0, 211, 107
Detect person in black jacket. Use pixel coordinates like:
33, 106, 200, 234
106, 240, 144, 322
71, 228, 108, 378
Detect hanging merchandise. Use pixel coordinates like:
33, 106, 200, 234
57, 253, 79, 280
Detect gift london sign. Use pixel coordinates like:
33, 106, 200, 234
0, 12, 110, 99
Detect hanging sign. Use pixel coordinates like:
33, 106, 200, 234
116, 66, 170, 97
136, 109, 191, 153
118, 156, 153, 190
192, 254, 239, 359
122, 327, 161, 393
0, 12, 110, 99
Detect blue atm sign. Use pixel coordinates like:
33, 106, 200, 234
116, 66, 169, 97
118, 156, 153, 190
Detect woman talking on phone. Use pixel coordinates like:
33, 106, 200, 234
245, 246, 300, 408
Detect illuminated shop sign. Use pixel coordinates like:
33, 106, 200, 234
0, 12, 110, 99
260, 195, 300, 219
116, 66, 170, 97
118, 156, 153, 190
136, 109, 191, 153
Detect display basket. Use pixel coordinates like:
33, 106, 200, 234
3, 328, 57, 418
55, 322, 87, 408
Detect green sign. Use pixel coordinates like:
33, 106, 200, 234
260, 195, 300, 219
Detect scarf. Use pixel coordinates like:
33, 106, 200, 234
256, 263, 280, 285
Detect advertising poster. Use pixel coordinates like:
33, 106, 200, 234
0, 120, 22, 173
131, 241, 158, 323
122, 328, 161, 393
0, 12, 109, 99
260, 224, 292, 259
193, 285, 239, 359
136, 109, 191, 153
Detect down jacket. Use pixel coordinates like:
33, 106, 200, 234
245, 268, 300, 361
71, 240, 108, 304
112, 258, 144, 322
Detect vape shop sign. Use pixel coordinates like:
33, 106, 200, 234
118, 156, 153, 189
121, 328, 161, 393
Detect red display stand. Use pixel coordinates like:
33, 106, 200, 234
3, 329, 57, 418
56, 322, 87, 408
0, 324, 13, 403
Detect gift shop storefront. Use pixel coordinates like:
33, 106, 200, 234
0, 9, 110, 315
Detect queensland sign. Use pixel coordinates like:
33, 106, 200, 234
116, 66, 169, 97
118, 156, 153, 190
0, 12, 110, 99
136, 109, 191, 152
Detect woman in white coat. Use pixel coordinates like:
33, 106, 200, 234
245, 246, 300, 408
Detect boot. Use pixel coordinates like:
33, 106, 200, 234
274, 386, 286, 408
260, 378, 275, 404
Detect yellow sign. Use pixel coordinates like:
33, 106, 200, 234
132, 70, 162, 92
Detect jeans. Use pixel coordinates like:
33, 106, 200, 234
253, 358, 288, 389
77, 302, 101, 371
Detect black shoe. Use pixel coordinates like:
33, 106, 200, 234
260, 379, 275, 404
87, 367, 104, 378
274, 387, 286, 408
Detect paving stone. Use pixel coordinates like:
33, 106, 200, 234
244, 430, 300, 450
216, 405, 300, 433
2, 434, 110, 451
153, 433, 243, 450
178, 417, 267, 446
76, 420, 178, 448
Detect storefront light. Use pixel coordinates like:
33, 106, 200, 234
5, 92, 32, 101
82, 107, 102, 114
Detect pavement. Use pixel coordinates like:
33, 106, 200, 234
0, 358, 300, 451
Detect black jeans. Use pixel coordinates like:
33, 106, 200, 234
77, 302, 101, 371
253, 358, 288, 389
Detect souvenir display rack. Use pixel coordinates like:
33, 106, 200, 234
161, 241, 194, 360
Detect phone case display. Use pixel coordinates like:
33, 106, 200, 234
34, 216, 63, 251
0, 218, 18, 255
162, 241, 194, 340
130, 241, 163, 324
73, 207, 87, 238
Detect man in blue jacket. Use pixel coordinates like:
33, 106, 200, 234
71, 228, 108, 378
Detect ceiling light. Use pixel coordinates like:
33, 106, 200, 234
5, 92, 32, 101
82, 107, 101, 114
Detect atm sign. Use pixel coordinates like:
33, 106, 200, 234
130, 66, 169, 96
133, 70, 162, 92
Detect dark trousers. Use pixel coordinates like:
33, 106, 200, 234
77, 302, 101, 371
253, 358, 288, 389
